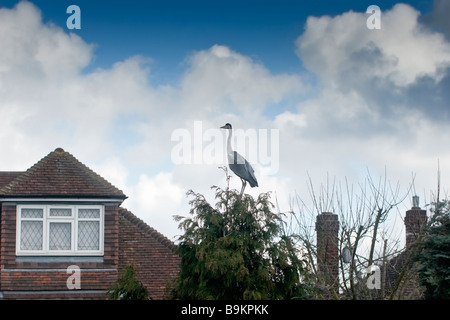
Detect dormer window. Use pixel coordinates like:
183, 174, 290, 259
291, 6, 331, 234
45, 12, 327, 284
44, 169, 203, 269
16, 205, 104, 256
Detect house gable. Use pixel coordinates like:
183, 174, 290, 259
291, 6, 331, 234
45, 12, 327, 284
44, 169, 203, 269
0, 148, 127, 200
0, 148, 180, 299
118, 208, 181, 300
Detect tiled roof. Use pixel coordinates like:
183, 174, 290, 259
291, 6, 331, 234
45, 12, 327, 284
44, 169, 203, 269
118, 207, 180, 299
0, 172, 23, 189
119, 207, 175, 250
0, 148, 127, 200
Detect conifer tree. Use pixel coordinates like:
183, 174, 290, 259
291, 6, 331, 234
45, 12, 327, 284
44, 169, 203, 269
171, 169, 312, 300
107, 264, 149, 300
414, 200, 450, 299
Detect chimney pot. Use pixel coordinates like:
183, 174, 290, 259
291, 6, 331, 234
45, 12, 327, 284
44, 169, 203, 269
412, 195, 420, 208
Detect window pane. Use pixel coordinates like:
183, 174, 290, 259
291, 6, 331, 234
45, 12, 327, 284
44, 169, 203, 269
49, 222, 71, 250
21, 208, 43, 219
50, 208, 72, 217
21, 221, 43, 250
78, 221, 99, 250
78, 208, 100, 219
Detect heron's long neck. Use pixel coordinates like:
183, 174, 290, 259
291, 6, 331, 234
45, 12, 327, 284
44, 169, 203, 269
226, 129, 233, 155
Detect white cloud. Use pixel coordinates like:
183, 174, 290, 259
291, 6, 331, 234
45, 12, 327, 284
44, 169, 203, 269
282, 3, 450, 220
1, 1, 450, 241
0, 2, 309, 239
135, 172, 184, 214
125, 172, 185, 239
180, 45, 305, 116
0, 1, 91, 80
91, 157, 130, 195
296, 3, 450, 88
292, 3, 450, 151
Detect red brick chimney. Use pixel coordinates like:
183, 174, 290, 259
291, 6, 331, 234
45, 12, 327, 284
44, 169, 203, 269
316, 212, 339, 293
404, 196, 427, 249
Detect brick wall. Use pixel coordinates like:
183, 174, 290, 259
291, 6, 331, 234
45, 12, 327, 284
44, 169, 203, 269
384, 251, 425, 299
404, 206, 427, 249
0, 203, 120, 299
118, 208, 180, 300
316, 212, 339, 296
382, 201, 428, 299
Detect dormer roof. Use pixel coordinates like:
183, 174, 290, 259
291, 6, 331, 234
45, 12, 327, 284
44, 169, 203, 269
0, 148, 127, 201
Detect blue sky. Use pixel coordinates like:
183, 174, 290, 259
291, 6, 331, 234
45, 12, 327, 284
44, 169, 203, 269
0, 0, 435, 80
0, 0, 449, 246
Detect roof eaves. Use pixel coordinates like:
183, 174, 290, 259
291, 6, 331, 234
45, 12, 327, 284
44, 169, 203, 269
0, 194, 127, 201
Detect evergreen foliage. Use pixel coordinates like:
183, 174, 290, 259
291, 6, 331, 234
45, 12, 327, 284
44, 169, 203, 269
107, 264, 149, 300
171, 174, 312, 300
414, 200, 450, 299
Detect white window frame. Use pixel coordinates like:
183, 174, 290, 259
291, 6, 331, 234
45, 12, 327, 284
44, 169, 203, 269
16, 204, 104, 256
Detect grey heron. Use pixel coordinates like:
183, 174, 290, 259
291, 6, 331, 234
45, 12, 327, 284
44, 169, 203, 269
220, 123, 258, 195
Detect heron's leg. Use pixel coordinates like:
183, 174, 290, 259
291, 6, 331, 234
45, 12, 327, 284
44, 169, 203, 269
240, 178, 247, 196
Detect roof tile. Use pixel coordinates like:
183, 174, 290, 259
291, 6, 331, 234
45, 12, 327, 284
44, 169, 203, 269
119, 207, 175, 250
0, 172, 23, 189
0, 148, 127, 199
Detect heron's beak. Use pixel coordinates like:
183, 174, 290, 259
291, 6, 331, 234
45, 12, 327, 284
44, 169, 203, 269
220, 125, 226, 129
